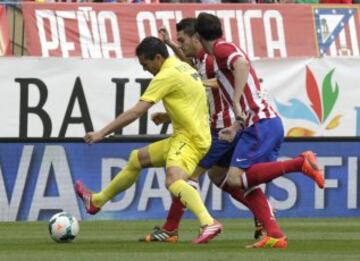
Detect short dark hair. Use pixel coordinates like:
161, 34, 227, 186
135, 36, 169, 60
195, 13, 223, 41
176, 18, 197, 36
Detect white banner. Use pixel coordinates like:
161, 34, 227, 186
0, 57, 359, 137
0, 58, 167, 138
257, 58, 360, 137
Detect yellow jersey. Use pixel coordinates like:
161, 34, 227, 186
141, 56, 211, 152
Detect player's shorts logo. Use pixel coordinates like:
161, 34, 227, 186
175, 142, 186, 156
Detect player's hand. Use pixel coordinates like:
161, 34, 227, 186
158, 26, 171, 44
151, 112, 170, 125
219, 127, 237, 143
202, 78, 219, 89
84, 131, 105, 144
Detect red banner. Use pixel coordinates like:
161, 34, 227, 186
0, 5, 11, 56
22, 3, 360, 59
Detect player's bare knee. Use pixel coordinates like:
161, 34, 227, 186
190, 166, 206, 181
208, 167, 227, 186
209, 175, 223, 187
137, 147, 151, 167
226, 169, 243, 188
165, 176, 175, 189
128, 150, 141, 169
165, 167, 188, 189
165, 174, 182, 188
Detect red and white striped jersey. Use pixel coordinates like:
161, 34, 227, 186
212, 39, 277, 128
193, 49, 234, 129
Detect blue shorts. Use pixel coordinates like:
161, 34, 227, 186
199, 128, 239, 169
230, 117, 284, 169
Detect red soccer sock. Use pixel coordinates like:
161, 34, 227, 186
245, 188, 284, 238
244, 157, 304, 188
162, 196, 185, 232
222, 183, 250, 207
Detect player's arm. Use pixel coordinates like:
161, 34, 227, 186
232, 57, 249, 118
151, 112, 171, 125
218, 120, 243, 142
84, 101, 153, 143
202, 78, 219, 89
158, 27, 193, 65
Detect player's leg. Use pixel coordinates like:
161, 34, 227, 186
208, 166, 278, 240
226, 117, 324, 190
139, 132, 217, 243
75, 139, 170, 214
207, 166, 262, 239
162, 166, 205, 232
154, 129, 233, 241
167, 166, 222, 244
140, 166, 205, 243
220, 118, 288, 247
222, 168, 287, 247
208, 166, 250, 211
244, 150, 324, 189
165, 137, 222, 244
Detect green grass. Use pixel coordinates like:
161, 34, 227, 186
0, 218, 359, 261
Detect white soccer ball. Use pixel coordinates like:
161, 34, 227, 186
48, 212, 80, 243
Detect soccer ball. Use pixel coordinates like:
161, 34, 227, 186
48, 212, 80, 243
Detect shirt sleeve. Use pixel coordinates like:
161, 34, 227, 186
214, 43, 243, 71
140, 74, 170, 104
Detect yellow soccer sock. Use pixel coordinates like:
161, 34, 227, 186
92, 150, 141, 208
169, 179, 213, 226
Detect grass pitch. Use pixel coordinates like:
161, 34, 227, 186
0, 218, 359, 261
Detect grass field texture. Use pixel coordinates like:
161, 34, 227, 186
0, 218, 359, 261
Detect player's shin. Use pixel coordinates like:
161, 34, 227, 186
162, 179, 198, 232
92, 150, 142, 208
244, 187, 284, 239
243, 158, 303, 188
169, 179, 213, 226
216, 175, 267, 239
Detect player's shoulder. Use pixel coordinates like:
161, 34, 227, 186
168, 56, 193, 70
156, 58, 194, 82
213, 40, 239, 56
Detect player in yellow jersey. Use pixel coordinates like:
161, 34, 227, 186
75, 36, 223, 244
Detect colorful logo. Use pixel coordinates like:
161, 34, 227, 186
314, 7, 360, 56
275, 66, 341, 137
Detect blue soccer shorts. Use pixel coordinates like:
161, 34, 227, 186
199, 128, 240, 169
230, 116, 284, 169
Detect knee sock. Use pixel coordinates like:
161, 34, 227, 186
222, 183, 284, 238
222, 183, 249, 207
92, 150, 141, 208
162, 197, 185, 232
162, 180, 199, 232
169, 180, 213, 226
242, 157, 303, 189
244, 187, 284, 238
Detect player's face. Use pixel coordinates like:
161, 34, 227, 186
138, 54, 162, 76
177, 31, 196, 57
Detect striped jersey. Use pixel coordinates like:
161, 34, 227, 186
212, 39, 277, 128
193, 49, 234, 129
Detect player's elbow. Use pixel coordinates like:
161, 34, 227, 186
233, 58, 249, 74
239, 59, 249, 71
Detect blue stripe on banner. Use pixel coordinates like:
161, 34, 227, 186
0, 141, 359, 221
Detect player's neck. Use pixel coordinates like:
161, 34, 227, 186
205, 40, 215, 55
